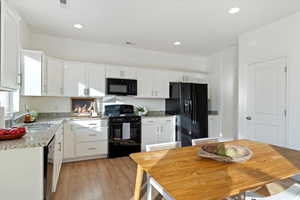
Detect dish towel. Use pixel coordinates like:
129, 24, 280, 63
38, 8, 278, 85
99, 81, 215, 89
122, 123, 131, 139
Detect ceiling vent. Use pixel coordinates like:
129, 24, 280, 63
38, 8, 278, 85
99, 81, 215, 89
60, 0, 68, 8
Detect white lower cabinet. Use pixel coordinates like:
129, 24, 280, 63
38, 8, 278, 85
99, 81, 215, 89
76, 141, 108, 157
63, 119, 108, 162
63, 121, 75, 159
53, 124, 64, 192
208, 115, 221, 138
141, 117, 176, 151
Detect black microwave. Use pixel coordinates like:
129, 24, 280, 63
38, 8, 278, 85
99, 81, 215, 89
106, 78, 137, 96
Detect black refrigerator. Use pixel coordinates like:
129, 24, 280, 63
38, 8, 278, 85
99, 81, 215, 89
165, 83, 208, 146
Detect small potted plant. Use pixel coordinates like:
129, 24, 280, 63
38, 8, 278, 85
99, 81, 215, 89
136, 106, 148, 116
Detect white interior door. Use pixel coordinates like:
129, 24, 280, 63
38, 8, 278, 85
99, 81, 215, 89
246, 58, 287, 146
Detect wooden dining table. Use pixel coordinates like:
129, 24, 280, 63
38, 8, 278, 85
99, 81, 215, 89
130, 139, 300, 200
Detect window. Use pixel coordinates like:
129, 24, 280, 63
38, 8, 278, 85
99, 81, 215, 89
0, 91, 19, 117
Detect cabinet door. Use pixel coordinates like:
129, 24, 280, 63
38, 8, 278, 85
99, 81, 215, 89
158, 117, 176, 143
20, 50, 43, 96
1, 4, 19, 90
46, 57, 64, 96
142, 119, 159, 151
86, 64, 106, 97
153, 71, 169, 98
63, 122, 75, 159
53, 125, 63, 192
137, 69, 153, 97
63, 62, 86, 97
208, 116, 220, 138
106, 65, 137, 79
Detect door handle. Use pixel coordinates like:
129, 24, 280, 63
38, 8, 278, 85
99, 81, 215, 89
246, 116, 252, 120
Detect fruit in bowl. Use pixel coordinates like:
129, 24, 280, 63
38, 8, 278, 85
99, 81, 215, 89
202, 143, 238, 158
0, 127, 26, 136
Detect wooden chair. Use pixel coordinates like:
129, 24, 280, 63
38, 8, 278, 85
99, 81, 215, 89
146, 142, 181, 200
191, 137, 219, 146
245, 183, 300, 200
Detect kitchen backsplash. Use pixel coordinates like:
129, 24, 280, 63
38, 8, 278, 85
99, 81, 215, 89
20, 96, 165, 113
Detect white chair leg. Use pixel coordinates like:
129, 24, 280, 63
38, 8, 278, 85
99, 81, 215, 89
147, 177, 152, 200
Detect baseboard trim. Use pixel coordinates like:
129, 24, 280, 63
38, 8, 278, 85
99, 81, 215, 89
63, 154, 107, 163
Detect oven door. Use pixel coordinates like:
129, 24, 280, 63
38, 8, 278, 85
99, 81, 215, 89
106, 78, 137, 96
108, 122, 141, 157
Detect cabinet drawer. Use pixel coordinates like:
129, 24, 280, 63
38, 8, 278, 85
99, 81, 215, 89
142, 118, 159, 125
71, 120, 108, 128
76, 141, 107, 157
160, 117, 174, 124
75, 127, 108, 142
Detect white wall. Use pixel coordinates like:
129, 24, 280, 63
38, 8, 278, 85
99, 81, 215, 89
29, 33, 208, 73
239, 11, 300, 150
207, 46, 238, 140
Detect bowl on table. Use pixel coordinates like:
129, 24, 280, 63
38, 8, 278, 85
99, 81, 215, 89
198, 143, 253, 163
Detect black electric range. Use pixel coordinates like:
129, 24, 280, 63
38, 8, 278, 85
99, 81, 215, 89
104, 104, 141, 158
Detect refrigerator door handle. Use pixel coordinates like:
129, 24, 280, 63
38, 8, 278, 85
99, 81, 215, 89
190, 100, 194, 124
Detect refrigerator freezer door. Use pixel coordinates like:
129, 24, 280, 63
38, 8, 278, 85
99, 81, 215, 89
191, 84, 208, 139
179, 83, 193, 146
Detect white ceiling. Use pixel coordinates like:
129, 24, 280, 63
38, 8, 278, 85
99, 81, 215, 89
9, 0, 300, 56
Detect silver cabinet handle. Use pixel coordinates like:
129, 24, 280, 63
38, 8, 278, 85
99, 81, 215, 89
246, 116, 252, 120
58, 142, 62, 152
88, 147, 96, 150
89, 134, 97, 137
88, 123, 97, 126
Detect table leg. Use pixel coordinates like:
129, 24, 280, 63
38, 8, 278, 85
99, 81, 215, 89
134, 165, 144, 200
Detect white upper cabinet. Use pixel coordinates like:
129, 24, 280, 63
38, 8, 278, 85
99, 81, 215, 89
137, 69, 153, 97
64, 62, 106, 97
20, 50, 45, 96
0, 1, 20, 90
106, 65, 137, 79
137, 69, 169, 98
46, 57, 64, 96
153, 71, 169, 98
64, 62, 86, 97
86, 64, 106, 97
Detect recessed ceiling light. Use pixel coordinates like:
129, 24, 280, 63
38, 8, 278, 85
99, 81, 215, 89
173, 41, 181, 46
228, 7, 240, 14
73, 24, 83, 29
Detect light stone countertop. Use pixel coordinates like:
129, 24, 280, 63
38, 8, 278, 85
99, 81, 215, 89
0, 120, 63, 151
0, 112, 178, 151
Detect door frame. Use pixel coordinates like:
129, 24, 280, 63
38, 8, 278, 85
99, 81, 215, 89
240, 57, 289, 146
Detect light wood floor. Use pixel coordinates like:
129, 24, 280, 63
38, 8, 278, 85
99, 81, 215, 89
52, 157, 297, 200
52, 157, 161, 200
